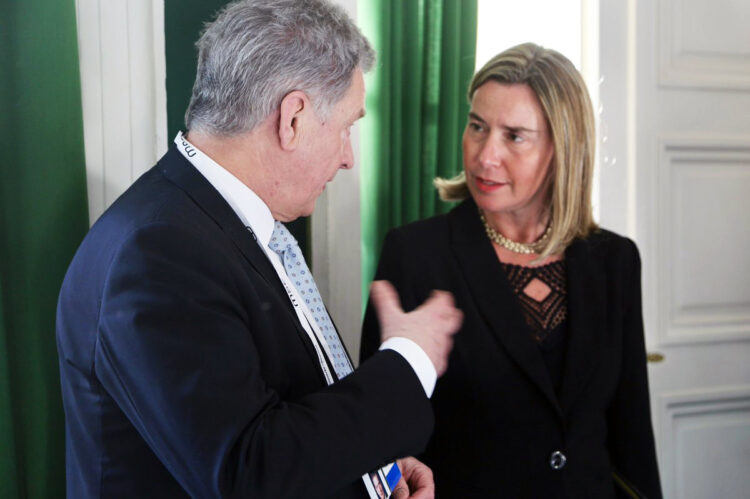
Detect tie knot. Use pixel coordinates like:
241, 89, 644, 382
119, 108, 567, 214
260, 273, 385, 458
269, 221, 299, 256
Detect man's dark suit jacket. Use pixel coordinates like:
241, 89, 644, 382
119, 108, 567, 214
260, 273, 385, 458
361, 199, 662, 498
56, 147, 433, 498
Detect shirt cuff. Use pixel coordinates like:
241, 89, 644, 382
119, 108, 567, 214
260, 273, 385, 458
379, 337, 437, 397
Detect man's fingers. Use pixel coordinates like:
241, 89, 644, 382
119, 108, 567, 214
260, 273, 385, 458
391, 477, 409, 499
445, 307, 463, 334
373, 283, 462, 374
398, 457, 435, 499
417, 290, 463, 334
370, 280, 403, 325
418, 290, 456, 317
419, 289, 455, 309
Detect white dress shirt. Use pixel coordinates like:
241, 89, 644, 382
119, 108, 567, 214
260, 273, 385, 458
173, 132, 437, 396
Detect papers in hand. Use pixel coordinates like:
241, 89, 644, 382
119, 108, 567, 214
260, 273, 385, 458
362, 461, 402, 499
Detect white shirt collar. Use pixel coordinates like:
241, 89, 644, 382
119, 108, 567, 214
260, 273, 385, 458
173, 131, 274, 248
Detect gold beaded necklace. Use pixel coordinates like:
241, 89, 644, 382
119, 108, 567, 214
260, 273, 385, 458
479, 211, 552, 254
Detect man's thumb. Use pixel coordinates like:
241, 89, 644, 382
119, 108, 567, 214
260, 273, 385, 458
370, 280, 403, 325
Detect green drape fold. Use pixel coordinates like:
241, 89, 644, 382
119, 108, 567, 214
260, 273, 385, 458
0, 0, 89, 496
359, 0, 477, 304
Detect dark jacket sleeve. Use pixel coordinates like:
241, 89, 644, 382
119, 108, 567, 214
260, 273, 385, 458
606, 240, 663, 498
95, 222, 433, 499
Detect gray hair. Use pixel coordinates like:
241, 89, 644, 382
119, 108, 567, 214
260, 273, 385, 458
185, 0, 375, 136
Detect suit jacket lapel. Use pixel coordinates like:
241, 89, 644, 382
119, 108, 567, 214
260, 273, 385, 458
449, 200, 561, 416
157, 147, 325, 376
559, 236, 605, 414
158, 148, 282, 293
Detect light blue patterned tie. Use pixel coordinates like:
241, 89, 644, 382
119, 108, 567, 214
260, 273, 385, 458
269, 221, 352, 380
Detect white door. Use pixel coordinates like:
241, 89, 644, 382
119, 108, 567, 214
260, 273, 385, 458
598, 1, 750, 497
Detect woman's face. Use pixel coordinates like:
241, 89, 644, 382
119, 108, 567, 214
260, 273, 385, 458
462, 81, 554, 222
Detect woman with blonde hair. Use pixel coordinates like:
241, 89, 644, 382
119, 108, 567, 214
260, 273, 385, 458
361, 43, 661, 497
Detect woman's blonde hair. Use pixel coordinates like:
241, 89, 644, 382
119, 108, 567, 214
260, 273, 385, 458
435, 42, 597, 255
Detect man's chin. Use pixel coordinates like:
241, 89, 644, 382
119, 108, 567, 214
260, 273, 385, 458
297, 202, 316, 219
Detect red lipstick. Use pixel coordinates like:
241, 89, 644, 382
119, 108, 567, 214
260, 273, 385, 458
474, 175, 506, 193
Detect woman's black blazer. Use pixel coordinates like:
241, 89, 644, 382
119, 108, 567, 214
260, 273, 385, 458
361, 199, 662, 498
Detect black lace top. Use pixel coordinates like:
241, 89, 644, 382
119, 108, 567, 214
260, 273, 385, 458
501, 260, 568, 394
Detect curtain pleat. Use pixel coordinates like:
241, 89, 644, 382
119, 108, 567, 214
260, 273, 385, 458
359, 0, 477, 304
0, 0, 89, 496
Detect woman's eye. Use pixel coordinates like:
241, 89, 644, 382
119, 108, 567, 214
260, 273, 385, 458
468, 122, 484, 132
509, 133, 524, 143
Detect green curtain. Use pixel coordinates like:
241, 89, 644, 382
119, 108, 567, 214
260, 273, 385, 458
165, 0, 229, 142
359, 0, 477, 303
0, 0, 89, 496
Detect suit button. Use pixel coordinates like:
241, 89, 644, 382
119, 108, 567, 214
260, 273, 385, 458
549, 450, 567, 470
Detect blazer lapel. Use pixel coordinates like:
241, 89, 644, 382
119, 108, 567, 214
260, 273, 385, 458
449, 201, 561, 416
158, 148, 282, 293
558, 236, 606, 414
157, 148, 325, 377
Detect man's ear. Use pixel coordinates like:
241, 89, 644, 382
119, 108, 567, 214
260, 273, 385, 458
278, 90, 309, 151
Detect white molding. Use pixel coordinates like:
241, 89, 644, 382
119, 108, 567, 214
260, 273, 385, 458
312, 0, 362, 361
76, 0, 168, 225
658, 385, 750, 499
657, 135, 750, 346
658, 0, 750, 91
597, 0, 637, 238
152, 2, 168, 161
581, 0, 600, 221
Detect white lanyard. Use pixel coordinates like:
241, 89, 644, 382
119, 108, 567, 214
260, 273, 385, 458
174, 133, 342, 385
255, 239, 338, 385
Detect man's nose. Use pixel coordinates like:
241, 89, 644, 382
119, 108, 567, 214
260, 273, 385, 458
341, 135, 354, 170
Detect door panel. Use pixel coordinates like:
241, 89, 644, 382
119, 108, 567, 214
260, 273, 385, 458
599, 0, 750, 497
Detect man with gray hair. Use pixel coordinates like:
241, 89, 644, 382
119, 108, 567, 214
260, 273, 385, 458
56, 1, 461, 498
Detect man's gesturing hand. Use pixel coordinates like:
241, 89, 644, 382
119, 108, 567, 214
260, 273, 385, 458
371, 280, 462, 376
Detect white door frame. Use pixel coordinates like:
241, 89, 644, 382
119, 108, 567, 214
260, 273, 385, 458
75, 0, 168, 226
